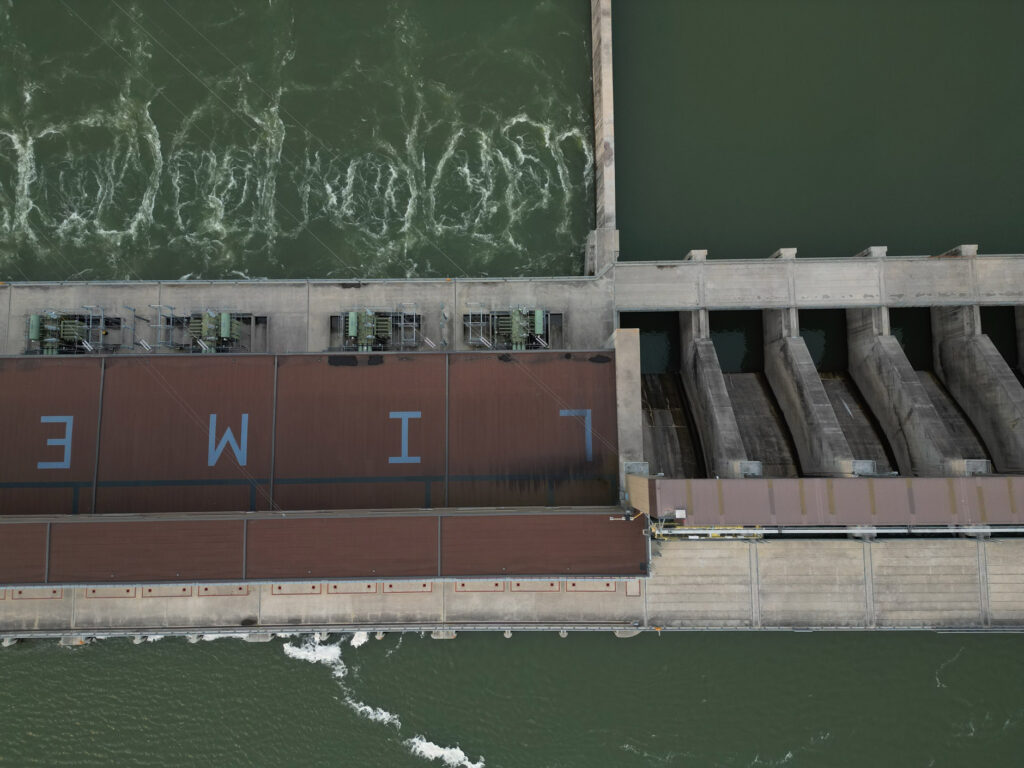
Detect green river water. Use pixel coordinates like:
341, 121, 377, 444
2, 2, 1024, 766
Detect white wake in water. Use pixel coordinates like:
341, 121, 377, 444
281, 634, 485, 767
405, 736, 485, 768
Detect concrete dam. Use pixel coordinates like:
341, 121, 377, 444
2, 0, 1024, 641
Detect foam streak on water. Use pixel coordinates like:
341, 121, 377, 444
280, 634, 486, 767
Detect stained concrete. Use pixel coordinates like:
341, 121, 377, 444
645, 541, 754, 628
613, 254, 1024, 312
932, 305, 1024, 473
723, 374, 799, 478
640, 374, 702, 478
614, 328, 644, 493
764, 308, 855, 477
819, 373, 896, 474
679, 311, 749, 478
756, 541, 867, 627
848, 307, 967, 476
5, 540, 1024, 635
870, 541, 983, 628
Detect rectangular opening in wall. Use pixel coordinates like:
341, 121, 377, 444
980, 306, 1019, 369
709, 310, 763, 373
799, 309, 847, 372
618, 312, 680, 374
888, 307, 932, 371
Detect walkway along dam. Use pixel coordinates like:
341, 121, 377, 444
3, 0, 1024, 641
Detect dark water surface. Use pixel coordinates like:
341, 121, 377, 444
613, 0, 1024, 262
2, 633, 1023, 767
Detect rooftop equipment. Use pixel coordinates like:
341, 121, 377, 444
336, 305, 427, 351
148, 306, 256, 353
25, 307, 121, 355
462, 305, 551, 350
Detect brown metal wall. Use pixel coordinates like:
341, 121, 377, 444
653, 477, 1024, 527
48, 520, 244, 582
95, 357, 275, 514
447, 352, 618, 507
0, 523, 48, 583
272, 355, 446, 510
0, 358, 101, 515
246, 517, 439, 579
441, 514, 647, 576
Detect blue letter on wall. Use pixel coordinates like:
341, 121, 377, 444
388, 411, 421, 464
208, 414, 249, 467
559, 409, 593, 462
37, 415, 74, 470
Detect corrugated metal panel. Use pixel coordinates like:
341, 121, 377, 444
95, 357, 275, 513
0, 523, 48, 583
246, 517, 438, 579
653, 477, 1024, 527
272, 355, 446, 510
0, 358, 101, 515
447, 352, 618, 507
48, 520, 244, 582
441, 514, 647, 576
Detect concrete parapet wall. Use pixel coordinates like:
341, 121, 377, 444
763, 309, 856, 476
613, 328, 644, 493
590, 0, 615, 230
613, 255, 1024, 311
679, 311, 748, 478
847, 307, 966, 476
6, 539, 1023, 635
932, 305, 1024, 473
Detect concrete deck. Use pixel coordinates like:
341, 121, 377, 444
4, 539, 1022, 638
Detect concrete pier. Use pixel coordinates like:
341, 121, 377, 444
613, 328, 644, 492
763, 307, 857, 477
679, 310, 751, 478
847, 307, 968, 476
587, 0, 618, 275
932, 305, 1024, 473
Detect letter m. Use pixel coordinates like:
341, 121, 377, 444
208, 414, 248, 467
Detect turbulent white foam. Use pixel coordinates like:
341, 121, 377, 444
345, 697, 401, 728
144, 635, 165, 642
405, 736, 485, 768
349, 631, 369, 648
282, 637, 348, 680
200, 633, 249, 641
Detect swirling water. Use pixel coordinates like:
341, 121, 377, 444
0, 0, 594, 281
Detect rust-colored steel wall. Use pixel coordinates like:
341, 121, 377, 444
246, 517, 439, 579
652, 477, 1024, 527
441, 514, 647, 576
447, 352, 618, 507
96, 357, 275, 514
0, 523, 48, 583
0, 351, 618, 515
0, 358, 101, 515
273, 355, 446, 510
48, 520, 244, 582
